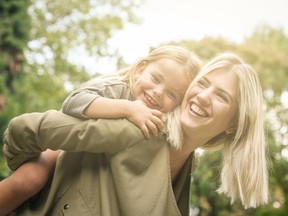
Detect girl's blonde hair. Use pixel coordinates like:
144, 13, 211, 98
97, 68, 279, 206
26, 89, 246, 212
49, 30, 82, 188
168, 52, 268, 208
117, 45, 202, 96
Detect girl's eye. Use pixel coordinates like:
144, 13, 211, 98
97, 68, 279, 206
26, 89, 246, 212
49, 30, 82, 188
197, 79, 207, 88
151, 75, 160, 83
167, 90, 177, 100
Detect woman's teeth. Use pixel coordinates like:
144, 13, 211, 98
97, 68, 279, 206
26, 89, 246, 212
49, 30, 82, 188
190, 104, 207, 117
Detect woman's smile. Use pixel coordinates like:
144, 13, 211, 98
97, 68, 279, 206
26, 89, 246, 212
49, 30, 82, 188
190, 103, 208, 118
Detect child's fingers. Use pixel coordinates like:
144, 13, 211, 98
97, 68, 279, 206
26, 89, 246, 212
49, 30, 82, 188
146, 121, 158, 137
151, 115, 163, 130
151, 109, 162, 118
140, 125, 150, 139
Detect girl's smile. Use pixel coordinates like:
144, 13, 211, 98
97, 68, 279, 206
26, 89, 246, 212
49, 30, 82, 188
133, 58, 189, 112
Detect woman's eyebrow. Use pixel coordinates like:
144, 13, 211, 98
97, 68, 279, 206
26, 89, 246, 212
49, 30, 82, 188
203, 76, 233, 101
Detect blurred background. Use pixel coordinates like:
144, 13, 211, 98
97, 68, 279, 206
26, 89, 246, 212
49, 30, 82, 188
0, 0, 287, 215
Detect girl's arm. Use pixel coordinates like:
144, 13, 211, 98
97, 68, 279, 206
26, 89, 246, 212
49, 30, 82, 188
62, 78, 132, 119
62, 79, 163, 138
84, 98, 162, 138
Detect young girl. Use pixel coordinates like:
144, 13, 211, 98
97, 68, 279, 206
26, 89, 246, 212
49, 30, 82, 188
0, 45, 202, 215
62, 45, 201, 138
2, 52, 268, 215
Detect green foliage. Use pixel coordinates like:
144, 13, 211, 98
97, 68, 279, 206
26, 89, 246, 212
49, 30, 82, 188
0, 0, 31, 53
0, 0, 31, 92
0, 0, 32, 178
240, 24, 288, 96
0, 0, 143, 177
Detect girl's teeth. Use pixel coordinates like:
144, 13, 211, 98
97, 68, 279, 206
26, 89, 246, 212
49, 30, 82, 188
146, 95, 157, 106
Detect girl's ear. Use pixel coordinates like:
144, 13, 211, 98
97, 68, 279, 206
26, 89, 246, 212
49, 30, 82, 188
137, 61, 147, 73
134, 61, 147, 80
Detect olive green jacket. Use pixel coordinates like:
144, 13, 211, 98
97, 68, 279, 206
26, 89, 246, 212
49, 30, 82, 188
4, 110, 194, 216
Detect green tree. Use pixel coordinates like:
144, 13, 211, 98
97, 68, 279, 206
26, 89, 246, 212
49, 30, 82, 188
0, 0, 142, 178
11, 0, 142, 113
240, 25, 288, 215
0, 0, 30, 92
245, 25, 288, 216
0, 0, 32, 179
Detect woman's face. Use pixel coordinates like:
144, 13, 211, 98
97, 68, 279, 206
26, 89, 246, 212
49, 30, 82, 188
180, 69, 239, 142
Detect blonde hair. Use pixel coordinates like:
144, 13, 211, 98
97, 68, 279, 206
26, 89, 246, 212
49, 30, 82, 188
168, 52, 269, 208
92, 45, 201, 139
116, 45, 202, 96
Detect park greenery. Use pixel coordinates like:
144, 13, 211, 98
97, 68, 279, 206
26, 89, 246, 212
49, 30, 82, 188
0, 0, 287, 215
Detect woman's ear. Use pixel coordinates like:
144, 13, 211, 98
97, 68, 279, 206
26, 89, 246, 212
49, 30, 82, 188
225, 125, 236, 135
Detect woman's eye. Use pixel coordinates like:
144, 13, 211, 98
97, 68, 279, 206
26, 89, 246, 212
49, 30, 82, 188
217, 93, 228, 103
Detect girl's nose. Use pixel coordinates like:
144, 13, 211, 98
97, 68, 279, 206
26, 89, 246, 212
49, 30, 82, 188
153, 85, 164, 97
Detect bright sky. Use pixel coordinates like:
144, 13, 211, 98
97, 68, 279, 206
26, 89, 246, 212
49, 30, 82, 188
112, 0, 287, 59
82, 0, 288, 74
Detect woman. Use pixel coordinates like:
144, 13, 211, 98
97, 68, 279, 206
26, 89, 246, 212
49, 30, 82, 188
3, 52, 268, 215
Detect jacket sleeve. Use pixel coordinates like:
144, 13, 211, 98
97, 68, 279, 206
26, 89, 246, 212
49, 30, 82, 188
3, 110, 145, 170
62, 78, 131, 119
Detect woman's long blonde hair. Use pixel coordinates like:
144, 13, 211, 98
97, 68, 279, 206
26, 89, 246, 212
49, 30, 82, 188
168, 52, 269, 208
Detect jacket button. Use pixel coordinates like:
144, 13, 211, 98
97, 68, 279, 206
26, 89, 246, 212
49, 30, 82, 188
63, 203, 70, 210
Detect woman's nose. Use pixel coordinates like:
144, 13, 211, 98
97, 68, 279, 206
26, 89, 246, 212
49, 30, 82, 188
196, 89, 211, 106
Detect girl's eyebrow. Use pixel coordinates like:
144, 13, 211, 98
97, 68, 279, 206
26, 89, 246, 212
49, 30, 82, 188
202, 77, 233, 102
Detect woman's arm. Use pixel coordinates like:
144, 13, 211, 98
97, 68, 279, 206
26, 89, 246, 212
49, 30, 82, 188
3, 110, 146, 170
0, 149, 59, 215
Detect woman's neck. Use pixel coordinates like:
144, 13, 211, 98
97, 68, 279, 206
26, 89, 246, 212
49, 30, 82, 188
169, 139, 198, 182
181, 137, 204, 154
169, 147, 191, 182
169, 135, 208, 182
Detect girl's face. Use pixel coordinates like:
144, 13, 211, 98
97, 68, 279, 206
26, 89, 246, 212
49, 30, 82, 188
133, 58, 189, 112
180, 69, 239, 142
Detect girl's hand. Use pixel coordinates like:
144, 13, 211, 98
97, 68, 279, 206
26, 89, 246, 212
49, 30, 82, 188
126, 100, 163, 138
